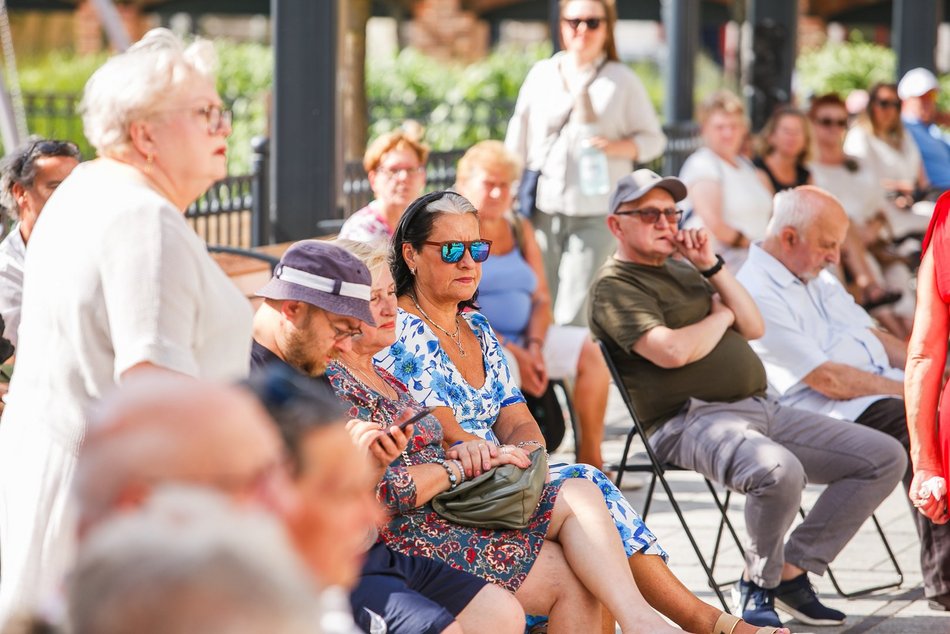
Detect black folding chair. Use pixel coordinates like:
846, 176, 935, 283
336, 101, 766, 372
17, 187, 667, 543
596, 339, 744, 610
597, 340, 903, 604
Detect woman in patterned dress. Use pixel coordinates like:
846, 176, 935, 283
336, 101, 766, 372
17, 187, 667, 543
327, 240, 688, 634
360, 192, 787, 634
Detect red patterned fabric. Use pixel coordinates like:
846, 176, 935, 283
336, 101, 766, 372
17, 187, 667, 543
326, 362, 561, 592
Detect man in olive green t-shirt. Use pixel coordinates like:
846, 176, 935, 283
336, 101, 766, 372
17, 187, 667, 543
588, 169, 905, 629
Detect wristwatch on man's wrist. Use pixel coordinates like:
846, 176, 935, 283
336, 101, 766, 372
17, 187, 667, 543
699, 254, 725, 278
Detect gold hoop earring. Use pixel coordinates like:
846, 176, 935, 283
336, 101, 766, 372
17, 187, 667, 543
145, 153, 154, 173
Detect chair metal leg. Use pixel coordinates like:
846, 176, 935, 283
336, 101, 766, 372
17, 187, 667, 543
651, 469, 733, 611
796, 509, 903, 597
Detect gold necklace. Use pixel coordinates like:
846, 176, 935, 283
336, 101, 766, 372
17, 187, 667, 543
337, 359, 398, 402
411, 293, 466, 357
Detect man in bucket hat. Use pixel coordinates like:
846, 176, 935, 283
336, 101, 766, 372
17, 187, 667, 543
250, 240, 526, 634
253, 240, 375, 377
588, 169, 905, 629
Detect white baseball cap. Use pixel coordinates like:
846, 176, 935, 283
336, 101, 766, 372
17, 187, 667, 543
898, 67, 939, 100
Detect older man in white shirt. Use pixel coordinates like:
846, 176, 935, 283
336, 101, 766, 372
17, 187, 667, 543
737, 185, 950, 612
0, 138, 80, 347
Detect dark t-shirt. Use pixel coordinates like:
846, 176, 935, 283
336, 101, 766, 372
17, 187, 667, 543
589, 257, 767, 432
752, 156, 811, 192
249, 339, 334, 392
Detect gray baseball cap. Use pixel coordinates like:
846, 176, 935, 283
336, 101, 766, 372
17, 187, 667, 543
256, 240, 376, 326
608, 169, 687, 214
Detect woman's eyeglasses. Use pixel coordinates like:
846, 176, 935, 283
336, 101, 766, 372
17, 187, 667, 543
614, 207, 683, 224
423, 240, 492, 263
377, 166, 425, 179
195, 105, 232, 135
562, 17, 603, 31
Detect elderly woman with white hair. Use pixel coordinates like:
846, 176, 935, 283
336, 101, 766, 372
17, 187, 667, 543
0, 28, 252, 623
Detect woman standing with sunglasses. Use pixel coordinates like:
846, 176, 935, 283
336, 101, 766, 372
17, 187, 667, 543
506, 0, 664, 328
845, 83, 934, 231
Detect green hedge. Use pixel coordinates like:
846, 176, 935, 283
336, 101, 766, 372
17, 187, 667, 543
795, 34, 950, 112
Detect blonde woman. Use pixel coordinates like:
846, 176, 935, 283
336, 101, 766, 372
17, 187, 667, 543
0, 29, 253, 622
678, 91, 773, 270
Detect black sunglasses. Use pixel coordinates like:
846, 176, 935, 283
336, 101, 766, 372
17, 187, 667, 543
423, 240, 492, 263
562, 17, 603, 30
873, 99, 901, 110
614, 207, 683, 224
814, 117, 848, 129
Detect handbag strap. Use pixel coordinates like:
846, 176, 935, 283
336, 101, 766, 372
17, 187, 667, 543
536, 56, 608, 176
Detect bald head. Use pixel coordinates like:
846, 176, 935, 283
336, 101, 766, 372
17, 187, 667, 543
75, 372, 286, 535
763, 185, 850, 282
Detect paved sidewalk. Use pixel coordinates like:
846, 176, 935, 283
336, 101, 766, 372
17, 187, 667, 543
551, 389, 950, 634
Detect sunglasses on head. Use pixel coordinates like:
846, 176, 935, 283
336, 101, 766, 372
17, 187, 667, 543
562, 17, 603, 30
614, 207, 683, 224
423, 240, 492, 263
814, 117, 848, 129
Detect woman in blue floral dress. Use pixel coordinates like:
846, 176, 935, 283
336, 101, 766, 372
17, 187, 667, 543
328, 238, 689, 634
366, 191, 787, 634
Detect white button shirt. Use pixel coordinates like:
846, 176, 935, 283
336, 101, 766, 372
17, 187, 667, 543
736, 244, 901, 421
0, 223, 25, 347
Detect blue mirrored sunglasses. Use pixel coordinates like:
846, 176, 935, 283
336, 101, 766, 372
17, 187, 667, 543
422, 240, 492, 263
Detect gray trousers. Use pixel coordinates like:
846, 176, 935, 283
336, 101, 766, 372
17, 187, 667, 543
649, 397, 906, 588
533, 212, 614, 327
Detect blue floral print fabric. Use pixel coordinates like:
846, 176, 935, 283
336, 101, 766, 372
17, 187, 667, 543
375, 309, 668, 561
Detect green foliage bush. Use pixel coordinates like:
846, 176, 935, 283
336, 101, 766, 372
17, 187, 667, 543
795, 35, 896, 98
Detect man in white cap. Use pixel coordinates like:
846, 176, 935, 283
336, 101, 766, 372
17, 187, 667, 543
588, 169, 906, 629
899, 67, 950, 191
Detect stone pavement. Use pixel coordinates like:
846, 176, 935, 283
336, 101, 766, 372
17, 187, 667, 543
550, 388, 950, 634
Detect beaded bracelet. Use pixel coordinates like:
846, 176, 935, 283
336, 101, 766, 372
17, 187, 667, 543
438, 459, 459, 490
448, 459, 466, 484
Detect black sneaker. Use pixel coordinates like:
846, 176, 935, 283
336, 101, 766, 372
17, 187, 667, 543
732, 578, 783, 628
774, 573, 846, 626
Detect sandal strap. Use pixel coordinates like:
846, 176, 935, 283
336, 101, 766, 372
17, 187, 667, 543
712, 612, 741, 634
755, 628, 781, 634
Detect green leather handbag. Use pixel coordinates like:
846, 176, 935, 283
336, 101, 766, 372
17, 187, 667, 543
431, 448, 548, 530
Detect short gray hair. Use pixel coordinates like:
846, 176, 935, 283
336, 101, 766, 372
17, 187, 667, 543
69, 487, 320, 634
80, 28, 217, 156
765, 187, 813, 238
333, 238, 390, 281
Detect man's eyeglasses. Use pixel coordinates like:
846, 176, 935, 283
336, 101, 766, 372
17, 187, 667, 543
331, 324, 363, 342
614, 207, 683, 224
423, 240, 492, 263
562, 17, 603, 30
814, 117, 848, 129
873, 99, 901, 110
377, 166, 425, 179
194, 105, 232, 135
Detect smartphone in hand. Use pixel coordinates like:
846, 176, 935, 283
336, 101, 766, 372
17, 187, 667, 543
383, 406, 434, 441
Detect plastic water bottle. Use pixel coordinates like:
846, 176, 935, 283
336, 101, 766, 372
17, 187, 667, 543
578, 124, 610, 196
